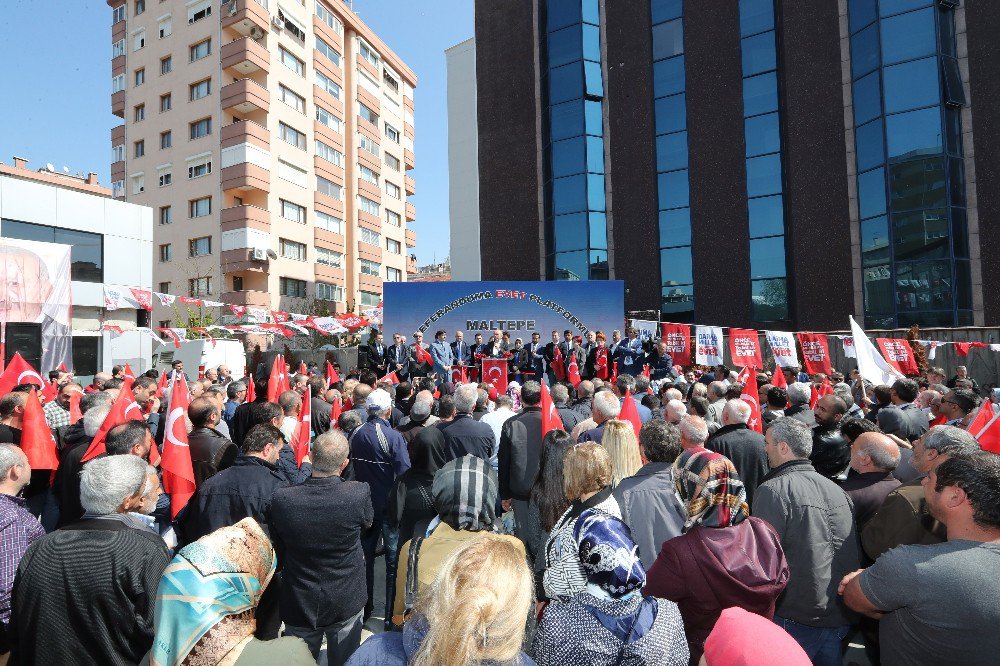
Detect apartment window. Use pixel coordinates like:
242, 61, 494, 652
384, 123, 400, 144
158, 15, 172, 38
160, 130, 172, 149
385, 181, 401, 199
158, 167, 172, 187
280, 199, 306, 224
358, 134, 379, 157
187, 0, 211, 24
189, 277, 212, 297
112, 5, 126, 24
316, 106, 343, 132
315, 210, 343, 234
133, 29, 146, 51
386, 267, 403, 282
279, 85, 305, 112
279, 122, 307, 150
112, 144, 125, 163
359, 40, 380, 67
316, 37, 341, 67
315, 140, 343, 166
387, 238, 402, 254
280, 277, 307, 298
277, 8, 306, 42
156, 94, 170, 112
316, 2, 343, 33
358, 70, 380, 97
189, 196, 211, 218
131, 174, 145, 195
317, 247, 343, 267
386, 210, 402, 227
189, 79, 211, 101
134, 104, 146, 122
112, 74, 125, 94
112, 181, 125, 198
316, 176, 342, 199
280, 47, 304, 76
189, 236, 212, 257
316, 71, 342, 99
385, 153, 400, 172
232, 276, 244, 291
160, 56, 172, 74
279, 238, 307, 261
135, 0, 145, 15
187, 155, 212, 179
359, 227, 381, 245
159, 244, 172, 262
158, 282, 170, 294
383, 69, 399, 92
360, 259, 380, 276
359, 164, 379, 185
358, 196, 380, 217
159, 206, 171, 225
134, 68, 145, 87
278, 159, 307, 186
158, 320, 171, 330
190, 39, 211, 62
359, 102, 379, 126
134, 140, 145, 158
382, 93, 401, 116
189, 117, 212, 139
113, 39, 126, 59
316, 282, 343, 301
360, 290, 381, 306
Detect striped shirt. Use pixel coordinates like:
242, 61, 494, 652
1, 493, 45, 626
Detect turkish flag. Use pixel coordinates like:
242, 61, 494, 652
737, 367, 763, 434
246, 373, 256, 402
729, 328, 763, 369
540, 381, 564, 437
157, 369, 169, 398
21, 389, 59, 471
876, 338, 919, 376
0, 353, 46, 396
42, 381, 58, 404
157, 328, 183, 349
772, 365, 787, 388
330, 397, 342, 427
81, 389, 140, 462
659, 323, 691, 365
298, 361, 308, 375
271, 310, 291, 323
551, 346, 566, 381
642, 364, 651, 379
326, 361, 340, 386
797, 333, 832, 375
969, 404, 1000, 454
482, 358, 509, 395
379, 371, 401, 385
567, 354, 582, 387
67, 388, 83, 425
130, 288, 154, 312
451, 365, 468, 384
161, 375, 196, 519
292, 386, 311, 467
267, 355, 284, 402
595, 347, 609, 380
414, 344, 433, 366
610, 361, 618, 386
619, 389, 642, 440
123, 363, 137, 381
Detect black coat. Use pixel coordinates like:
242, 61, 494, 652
784, 404, 816, 428
52, 434, 92, 528
188, 426, 238, 488
268, 476, 373, 627
367, 342, 389, 374
555, 405, 582, 433
388, 343, 411, 379
311, 396, 332, 436
811, 423, 851, 480
705, 423, 770, 507
438, 414, 496, 462
498, 406, 544, 501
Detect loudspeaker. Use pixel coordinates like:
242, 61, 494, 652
357, 345, 370, 369
5, 322, 43, 370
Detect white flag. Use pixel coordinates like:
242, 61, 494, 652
916, 339, 940, 360
765, 331, 799, 368
155, 292, 175, 307
695, 326, 724, 366
104, 286, 125, 311
850, 316, 904, 385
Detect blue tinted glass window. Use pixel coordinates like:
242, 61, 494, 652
855, 118, 885, 172
653, 55, 685, 98
741, 32, 777, 77
552, 175, 587, 214
880, 8, 935, 66
748, 195, 784, 238
658, 170, 690, 210
553, 251, 588, 281
652, 19, 685, 60
746, 154, 782, 197
848, 0, 877, 33
858, 167, 887, 218
548, 25, 583, 68
586, 136, 605, 173
949, 156, 966, 207
549, 62, 583, 104
853, 71, 882, 125
885, 106, 943, 160
883, 57, 939, 114
585, 100, 603, 136
851, 24, 879, 78
895, 260, 953, 311
889, 156, 946, 212
553, 213, 588, 252
656, 131, 688, 173
584, 60, 603, 97
740, 0, 775, 37
955, 259, 971, 309
655, 94, 686, 134
581, 0, 599, 25
589, 251, 609, 280
659, 208, 692, 248
551, 137, 585, 178
587, 174, 606, 210
750, 237, 786, 279
662, 283, 695, 317
582, 24, 601, 62
880, 0, 932, 18
945, 106, 963, 157
745, 112, 781, 157
863, 265, 893, 315
651, 0, 683, 24
550, 100, 583, 140
547, 1, 581, 32
752, 279, 788, 321
861, 215, 890, 266
743, 72, 778, 116
660, 247, 693, 285
893, 208, 949, 261
951, 207, 969, 258
589, 212, 608, 248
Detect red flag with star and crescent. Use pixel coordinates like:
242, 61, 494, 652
161, 375, 196, 519
482, 358, 509, 395
737, 367, 763, 434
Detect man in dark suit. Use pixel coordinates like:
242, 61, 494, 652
366, 332, 388, 377
484, 329, 509, 358
705, 399, 769, 507
523, 331, 546, 383
452, 331, 471, 367
409, 331, 432, 378
269, 430, 373, 662
498, 380, 545, 542
544, 330, 561, 385
886, 378, 930, 442
438, 383, 496, 461
387, 333, 410, 380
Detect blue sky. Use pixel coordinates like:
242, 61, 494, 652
0, 0, 472, 265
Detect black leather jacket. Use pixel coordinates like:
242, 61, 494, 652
810, 423, 850, 480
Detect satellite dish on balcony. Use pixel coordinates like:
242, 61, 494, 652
266, 249, 278, 260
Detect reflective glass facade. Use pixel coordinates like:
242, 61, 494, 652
738, 0, 788, 322
543, 0, 609, 281
848, 0, 970, 327
650, 0, 694, 321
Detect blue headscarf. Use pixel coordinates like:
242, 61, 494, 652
573, 509, 645, 599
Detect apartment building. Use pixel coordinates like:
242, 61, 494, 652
108, 0, 417, 328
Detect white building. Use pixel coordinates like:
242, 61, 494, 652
446, 38, 481, 280
0, 156, 154, 382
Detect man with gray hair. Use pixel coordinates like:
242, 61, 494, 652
755, 417, 860, 663
678, 414, 709, 450
842, 432, 901, 532
12, 455, 170, 665
438, 382, 496, 462
578, 389, 622, 442
862, 425, 981, 560
664, 399, 686, 425
784, 382, 817, 427
704, 381, 728, 430
550, 383, 582, 432
270, 430, 374, 660
706, 399, 769, 506
222, 379, 246, 429
53, 395, 114, 528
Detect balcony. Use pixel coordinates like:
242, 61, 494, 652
404, 148, 415, 170
314, 262, 346, 283
222, 37, 270, 76
221, 79, 270, 114
404, 175, 415, 196
111, 160, 125, 183
405, 229, 417, 248
221, 163, 270, 193
221, 0, 270, 37
221, 119, 270, 150
407, 256, 418, 274
405, 202, 416, 222
315, 227, 346, 251
221, 204, 271, 233
222, 249, 269, 274
359, 273, 383, 292
112, 90, 125, 118
221, 289, 271, 307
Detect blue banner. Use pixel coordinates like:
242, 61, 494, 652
382, 281, 625, 340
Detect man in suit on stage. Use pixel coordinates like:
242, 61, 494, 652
366, 332, 388, 377
429, 330, 455, 383
485, 330, 509, 358
409, 332, 432, 378
524, 331, 546, 384
388, 334, 411, 380
452, 331, 471, 367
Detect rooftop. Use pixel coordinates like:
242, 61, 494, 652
0, 156, 110, 197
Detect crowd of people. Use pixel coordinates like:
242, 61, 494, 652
1, 336, 999, 666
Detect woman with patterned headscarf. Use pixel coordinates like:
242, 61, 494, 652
644, 448, 790, 665
533, 510, 688, 665
144, 517, 313, 665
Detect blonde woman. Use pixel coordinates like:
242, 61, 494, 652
601, 419, 643, 487
347, 534, 534, 666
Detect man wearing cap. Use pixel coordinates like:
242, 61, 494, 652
347, 389, 411, 626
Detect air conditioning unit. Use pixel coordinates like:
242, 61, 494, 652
271, 16, 284, 30
228, 1, 238, 16
252, 247, 268, 261
249, 25, 265, 40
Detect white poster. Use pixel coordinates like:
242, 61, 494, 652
630, 319, 659, 343
765, 330, 799, 368
842, 336, 857, 359
695, 326, 724, 366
